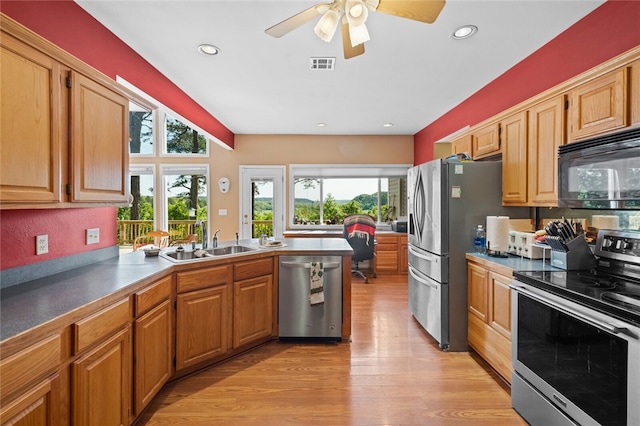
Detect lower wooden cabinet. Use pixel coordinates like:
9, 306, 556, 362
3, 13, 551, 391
375, 233, 408, 274
233, 274, 273, 348
0, 374, 61, 426
467, 258, 513, 383
133, 299, 172, 416
176, 285, 231, 371
72, 326, 131, 426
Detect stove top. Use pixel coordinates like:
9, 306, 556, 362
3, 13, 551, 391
514, 229, 640, 325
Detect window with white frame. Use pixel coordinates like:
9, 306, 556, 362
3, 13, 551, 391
164, 113, 208, 155
289, 164, 410, 228
128, 101, 154, 156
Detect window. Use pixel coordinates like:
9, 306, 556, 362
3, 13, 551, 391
117, 165, 155, 251
161, 165, 209, 243
128, 101, 154, 155
164, 114, 208, 155
289, 164, 409, 228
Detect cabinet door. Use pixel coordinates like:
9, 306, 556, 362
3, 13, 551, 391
467, 262, 488, 321
0, 374, 61, 426
0, 34, 63, 204
375, 234, 398, 273
398, 234, 408, 273
70, 71, 129, 203
72, 327, 131, 426
134, 300, 172, 416
176, 285, 231, 371
631, 59, 640, 127
488, 271, 512, 339
501, 111, 528, 205
451, 134, 472, 158
472, 122, 500, 158
233, 275, 273, 348
569, 68, 628, 141
528, 96, 566, 206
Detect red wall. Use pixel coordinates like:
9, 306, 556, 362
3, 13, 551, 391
0, 0, 234, 148
0, 208, 117, 270
414, 0, 640, 164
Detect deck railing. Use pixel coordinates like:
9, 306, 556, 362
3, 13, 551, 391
117, 220, 274, 245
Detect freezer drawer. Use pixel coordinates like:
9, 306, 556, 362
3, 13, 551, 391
408, 265, 449, 350
278, 256, 342, 339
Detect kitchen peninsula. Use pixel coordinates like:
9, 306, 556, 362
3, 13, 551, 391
0, 238, 352, 425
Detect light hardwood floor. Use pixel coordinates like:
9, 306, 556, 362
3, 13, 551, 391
137, 274, 527, 425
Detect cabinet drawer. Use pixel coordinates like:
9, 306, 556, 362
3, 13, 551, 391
176, 265, 231, 293
134, 275, 171, 316
73, 298, 130, 354
376, 243, 397, 251
234, 258, 273, 281
0, 333, 61, 400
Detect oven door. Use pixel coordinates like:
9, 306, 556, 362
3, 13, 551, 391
511, 281, 640, 426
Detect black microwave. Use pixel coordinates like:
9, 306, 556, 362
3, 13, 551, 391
558, 127, 640, 210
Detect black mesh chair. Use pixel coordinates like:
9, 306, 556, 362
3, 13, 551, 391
343, 214, 377, 283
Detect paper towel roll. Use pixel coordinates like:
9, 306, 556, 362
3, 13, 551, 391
591, 215, 619, 230
486, 216, 510, 253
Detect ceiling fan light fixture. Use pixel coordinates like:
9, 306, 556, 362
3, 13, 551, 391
314, 8, 341, 42
348, 23, 370, 47
452, 25, 478, 40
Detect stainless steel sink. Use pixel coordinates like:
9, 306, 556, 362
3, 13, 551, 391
160, 245, 257, 262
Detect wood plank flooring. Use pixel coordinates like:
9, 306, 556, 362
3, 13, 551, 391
137, 274, 527, 425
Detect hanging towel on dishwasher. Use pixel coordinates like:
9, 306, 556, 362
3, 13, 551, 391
309, 262, 324, 306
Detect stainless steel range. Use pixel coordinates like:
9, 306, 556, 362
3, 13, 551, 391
511, 229, 640, 426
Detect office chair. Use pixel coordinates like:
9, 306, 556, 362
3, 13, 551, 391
343, 214, 377, 283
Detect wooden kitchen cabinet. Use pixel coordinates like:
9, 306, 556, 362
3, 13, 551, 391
631, 59, 640, 128
472, 122, 501, 159
375, 233, 409, 274
133, 276, 172, 417
450, 134, 473, 158
233, 258, 274, 348
72, 326, 131, 426
569, 67, 628, 141
0, 334, 63, 426
0, 14, 130, 207
501, 111, 528, 205
467, 257, 513, 383
175, 265, 232, 371
398, 234, 408, 273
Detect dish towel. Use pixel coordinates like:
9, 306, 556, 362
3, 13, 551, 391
309, 262, 324, 306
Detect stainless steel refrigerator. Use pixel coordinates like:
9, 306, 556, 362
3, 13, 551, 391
407, 159, 529, 351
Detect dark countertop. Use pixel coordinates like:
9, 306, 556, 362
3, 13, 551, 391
466, 252, 561, 272
0, 238, 352, 342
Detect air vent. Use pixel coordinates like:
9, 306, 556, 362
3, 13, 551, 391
310, 57, 335, 70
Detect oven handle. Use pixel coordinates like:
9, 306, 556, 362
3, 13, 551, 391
510, 283, 629, 335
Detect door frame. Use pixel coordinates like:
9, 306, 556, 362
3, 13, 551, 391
239, 166, 286, 239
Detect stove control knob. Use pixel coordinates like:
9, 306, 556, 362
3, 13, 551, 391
602, 238, 613, 249
615, 239, 624, 250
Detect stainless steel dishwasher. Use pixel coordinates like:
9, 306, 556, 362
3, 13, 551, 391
278, 256, 342, 340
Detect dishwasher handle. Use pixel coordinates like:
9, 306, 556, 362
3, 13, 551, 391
280, 261, 341, 270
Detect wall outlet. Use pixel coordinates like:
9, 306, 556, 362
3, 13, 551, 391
36, 235, 48, 255
218, 209, 228, 216
86, 228, 100, 245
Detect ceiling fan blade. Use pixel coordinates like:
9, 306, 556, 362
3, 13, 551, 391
265, 3, 331, 38
342, 22, 365, 59
375, 0, 446, 24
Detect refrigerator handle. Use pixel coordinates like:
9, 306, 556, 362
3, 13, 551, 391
408, 266, 438, 289
408, 245, 440, 263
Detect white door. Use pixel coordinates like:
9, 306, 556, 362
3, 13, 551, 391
239, 166, 285, 239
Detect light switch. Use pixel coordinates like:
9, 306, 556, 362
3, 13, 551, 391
218, 209, 227, 216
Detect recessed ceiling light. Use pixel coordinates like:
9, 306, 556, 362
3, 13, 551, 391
452, 25, 478, 40
197, 44, 220, 55
383, 123, 394, 128
317, 122, 327, 127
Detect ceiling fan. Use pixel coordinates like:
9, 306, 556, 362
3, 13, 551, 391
265, 0, 446, 59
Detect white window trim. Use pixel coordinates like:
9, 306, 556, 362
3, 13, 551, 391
159, 164, 210, 234
288, 164, 411, 230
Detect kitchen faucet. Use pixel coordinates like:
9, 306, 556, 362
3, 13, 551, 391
213, 229, 221, 248
195, 220, 207, 249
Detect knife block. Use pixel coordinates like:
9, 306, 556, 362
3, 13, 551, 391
549, 234, 596, 270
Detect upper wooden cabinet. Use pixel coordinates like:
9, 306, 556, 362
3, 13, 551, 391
472, 122, 501, 158
450, 134, 472, 158
0, 14, 130, 208
569, 67, 628, 141
631, 59, 640, 128
500, 111, 528, 205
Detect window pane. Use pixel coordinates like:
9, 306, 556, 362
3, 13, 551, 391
165, 114, 207, 154
129, 102, 154, 155
294, 178, 321, 224
253, 179, 274, 237
165, 173, 208, 241
118, 173, 154, 251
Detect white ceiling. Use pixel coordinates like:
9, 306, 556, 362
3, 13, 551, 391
75, 0, 605, 137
